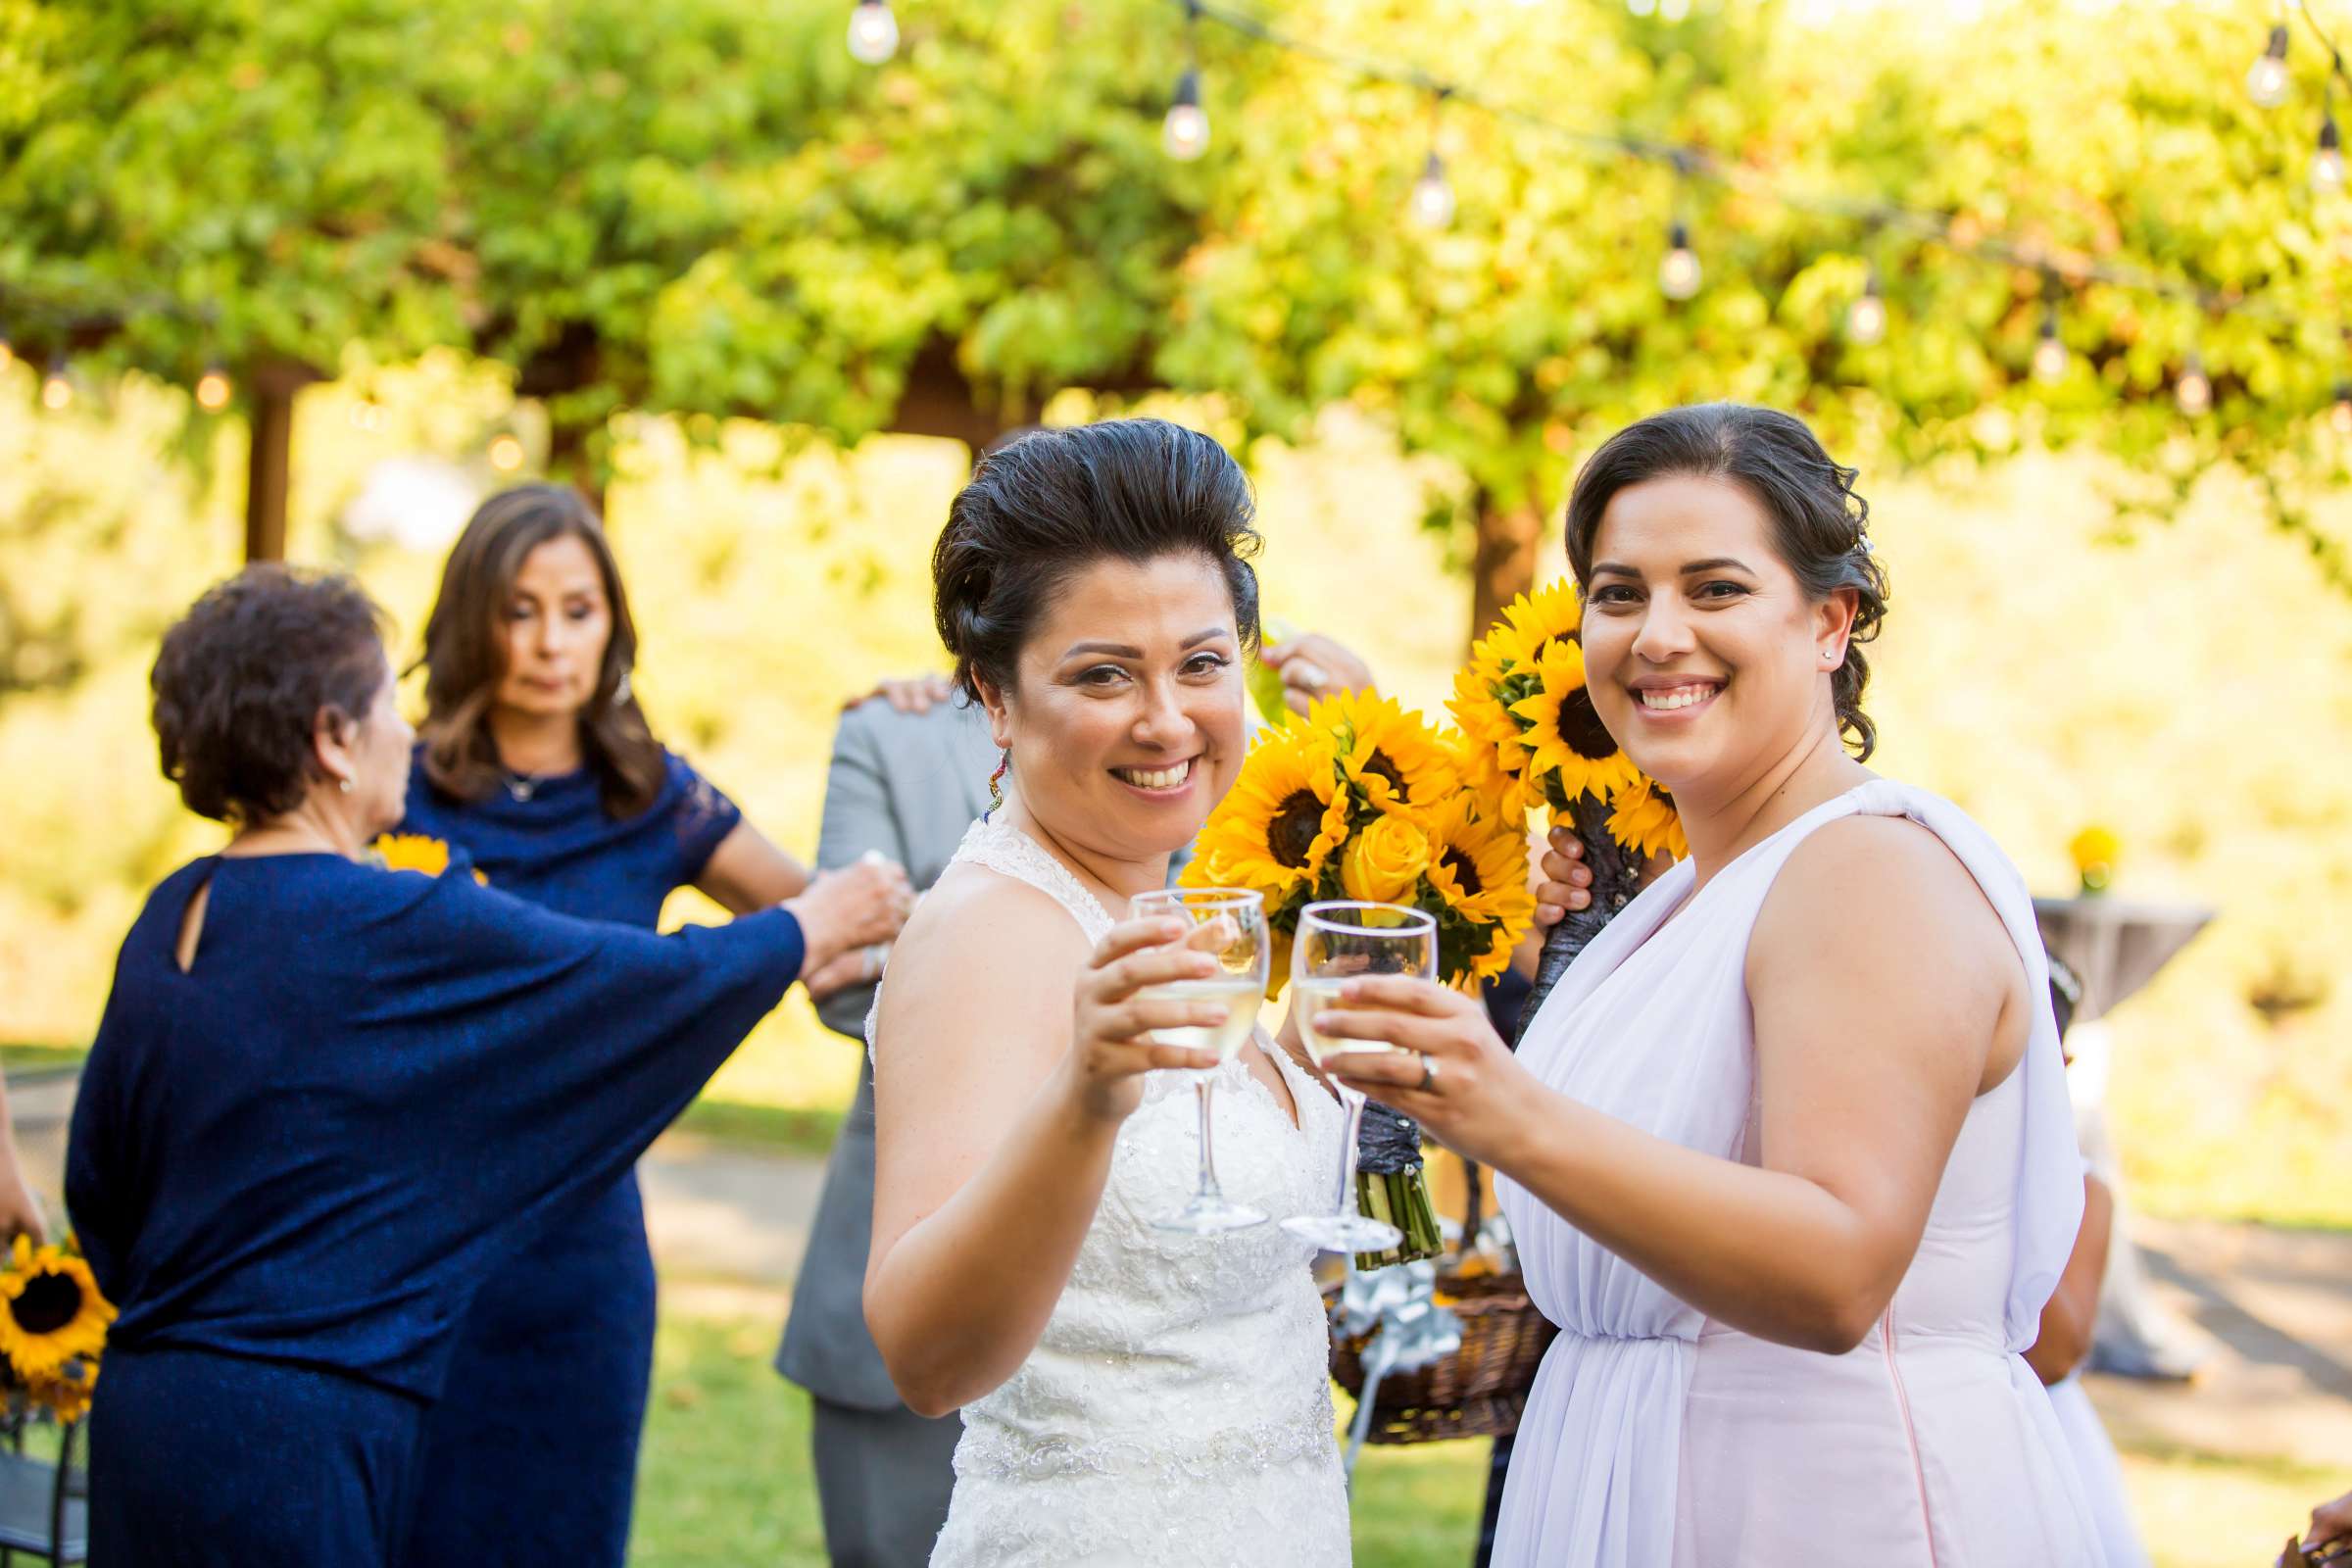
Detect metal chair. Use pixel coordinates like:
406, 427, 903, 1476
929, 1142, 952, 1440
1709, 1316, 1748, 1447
0, 1411, 86, 1565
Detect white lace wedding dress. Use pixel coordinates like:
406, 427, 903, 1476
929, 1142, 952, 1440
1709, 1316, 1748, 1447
878, 817, 1352, 1567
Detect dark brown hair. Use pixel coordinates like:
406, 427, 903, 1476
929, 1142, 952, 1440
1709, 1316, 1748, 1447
1563, 403, 1891, 760
933, 418, 1262, 705
152, 564, 392, 825
416, 483, 665, 817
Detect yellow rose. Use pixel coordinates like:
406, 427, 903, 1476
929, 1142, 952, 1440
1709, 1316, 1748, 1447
1341, 809, 1432, 905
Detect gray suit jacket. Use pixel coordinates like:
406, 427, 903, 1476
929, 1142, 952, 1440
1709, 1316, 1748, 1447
777, 696, 1000, 1410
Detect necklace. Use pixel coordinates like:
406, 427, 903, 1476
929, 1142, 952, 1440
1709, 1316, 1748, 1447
500, 768, 544, 803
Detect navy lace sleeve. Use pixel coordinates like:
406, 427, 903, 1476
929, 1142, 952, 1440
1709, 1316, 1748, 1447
663, 750, 744, 885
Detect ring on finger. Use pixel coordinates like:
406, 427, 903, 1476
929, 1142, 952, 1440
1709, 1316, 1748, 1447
1416, 1054, 1439, 1093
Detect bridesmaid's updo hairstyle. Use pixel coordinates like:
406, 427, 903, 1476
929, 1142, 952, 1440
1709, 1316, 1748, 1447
152, 564, 392, 825
1563, 403, 1891, 760
933, 418, 1262, 705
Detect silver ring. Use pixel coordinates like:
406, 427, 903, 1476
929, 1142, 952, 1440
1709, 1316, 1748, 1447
1416, 1054, 1438, 1093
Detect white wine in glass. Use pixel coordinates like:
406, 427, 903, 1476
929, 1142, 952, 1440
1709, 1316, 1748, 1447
1280, 900, 1436, 1253
1133, 887, 1271, 1235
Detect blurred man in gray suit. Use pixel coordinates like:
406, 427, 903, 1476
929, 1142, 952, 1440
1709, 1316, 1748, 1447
777, 681, 998, 1567
778, 635, 1384, 1564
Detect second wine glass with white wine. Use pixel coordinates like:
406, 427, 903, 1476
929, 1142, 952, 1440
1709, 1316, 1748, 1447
1133, 887, 1271, 1234
1281, 900, 1437, 1253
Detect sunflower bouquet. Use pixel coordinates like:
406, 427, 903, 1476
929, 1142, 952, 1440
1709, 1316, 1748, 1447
1188, 689, 1537, 1265
0, 1233, 114, 1426
1447, 577, 1685, 1028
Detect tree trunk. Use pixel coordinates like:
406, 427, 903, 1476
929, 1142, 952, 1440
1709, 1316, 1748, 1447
241, 360, 319, 563
547, 413, 609, 517
1469, 493, 1545, 648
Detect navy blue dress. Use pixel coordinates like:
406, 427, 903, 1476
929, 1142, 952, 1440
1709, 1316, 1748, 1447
65, 852, 804, 1567
393, 748, 743, 1567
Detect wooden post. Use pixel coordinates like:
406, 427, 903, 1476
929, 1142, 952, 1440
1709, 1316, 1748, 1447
1469, 491, 1545, 651
241, 360, 320, 564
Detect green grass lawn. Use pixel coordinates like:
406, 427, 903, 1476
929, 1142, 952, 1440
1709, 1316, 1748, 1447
632, 1312, 2332, 1568
632, 1313, 1490, 1568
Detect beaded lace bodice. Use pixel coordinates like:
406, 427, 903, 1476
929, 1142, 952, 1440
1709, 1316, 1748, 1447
906, 817, 1351, 1567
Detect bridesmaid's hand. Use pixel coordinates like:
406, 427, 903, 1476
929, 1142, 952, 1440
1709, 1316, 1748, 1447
786, 858, 914, 978
1064, 917, 1226, 1126
1533, 827, 1592, 928
1315, 977, 1540, 1170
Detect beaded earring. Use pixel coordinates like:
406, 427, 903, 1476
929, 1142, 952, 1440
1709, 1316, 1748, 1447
985, 749, 1010, 821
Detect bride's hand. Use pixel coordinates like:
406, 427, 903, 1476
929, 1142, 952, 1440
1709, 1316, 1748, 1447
1064, 917, 1226, 1125
1314, 977, 1537, 1169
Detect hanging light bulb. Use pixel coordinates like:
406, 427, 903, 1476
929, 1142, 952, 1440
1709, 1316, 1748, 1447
2332, 380, 2352, 436
195, 363, 232, 412
39, 356, 72, 411
2248, 24, 2292, 109
2314, 109, 2345, 192
488, 434, 526, 472
1409, 150, 1456, 229
1162, 67, 1208, 161
2175, 353, 2212, 416
1658, 220, 1701, 301
1846, 269, 1886, 346
2032, 303, 2068, 384
846, 0, 898, 65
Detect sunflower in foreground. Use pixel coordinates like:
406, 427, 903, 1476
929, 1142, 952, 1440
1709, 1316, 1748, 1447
30, 1355, 96, 1424
1508, 640, 1642, 807
1308, 689, 1456, 813
1188, 726, 1350, 903
371, 833, 488, 884
1607, 775, 1689, 863
1482, 576, 1586, 676
0, 1236, 115, 1382
1425, 797, 1537, 985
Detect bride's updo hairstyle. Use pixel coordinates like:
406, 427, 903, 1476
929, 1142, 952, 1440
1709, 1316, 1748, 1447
1563, 403, 1891, 760
933, 417, 1262, 704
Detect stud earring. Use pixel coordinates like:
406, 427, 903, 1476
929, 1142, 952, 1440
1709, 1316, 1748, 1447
338, 776, 354, 794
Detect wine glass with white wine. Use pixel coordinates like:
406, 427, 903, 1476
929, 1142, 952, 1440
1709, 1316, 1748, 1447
1280, 900, 1437, 1252
1134, 886, 1272, 1234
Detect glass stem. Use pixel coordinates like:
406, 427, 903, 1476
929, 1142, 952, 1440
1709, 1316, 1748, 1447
1335, 1087, 1366, 1218
1194, 1078, 1222, 1200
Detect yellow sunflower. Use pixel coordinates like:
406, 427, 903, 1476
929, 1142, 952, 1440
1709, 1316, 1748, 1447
371, 833, 488, 884
0, 1237, 114, 1382
1188, 727, 1350, 903
1483, 577, 1586, 675
1607, 775, 1689, 863
1507, 640, 1642, 806
1307, 689, 1456, 812
30, 1355, 96, 1424
1426, 797, 1537, 985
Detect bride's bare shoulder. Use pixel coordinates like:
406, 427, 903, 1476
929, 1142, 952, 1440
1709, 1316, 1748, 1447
878, 860, 1096, 1026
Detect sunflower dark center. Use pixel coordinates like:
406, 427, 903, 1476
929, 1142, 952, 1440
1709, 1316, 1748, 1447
1269, 790, 1327, 869
1360, 748, 1407, 798
11, 1274, 83, 1336
1441, 848, 1483, 899
1554, 689, 1620, 761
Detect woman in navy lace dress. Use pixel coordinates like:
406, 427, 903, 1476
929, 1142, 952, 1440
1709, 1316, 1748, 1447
67, 566, 907, 1566
395, 484, 884, 1568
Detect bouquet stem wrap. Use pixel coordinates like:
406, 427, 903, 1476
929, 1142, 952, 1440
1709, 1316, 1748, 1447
1524, 793, 1646, 1033
1350, 1102, 1442, 1270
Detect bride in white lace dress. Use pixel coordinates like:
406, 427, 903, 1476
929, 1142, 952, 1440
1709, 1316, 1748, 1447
862, 419, 1352, 1566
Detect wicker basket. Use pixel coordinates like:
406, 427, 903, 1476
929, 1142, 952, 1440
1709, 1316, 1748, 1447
1326, 1261, 1557, 1446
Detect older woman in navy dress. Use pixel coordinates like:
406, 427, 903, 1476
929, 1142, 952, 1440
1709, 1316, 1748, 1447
392, 483, 875, 1566
66, 566, 909, 1566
